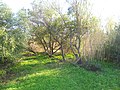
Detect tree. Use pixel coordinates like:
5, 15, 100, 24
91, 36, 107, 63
66, 0, 93, 64
104, 21, 120, 64
29, 1, 69, 60
0, 2, 28, 64
29, 1, 58, 56
0, 1, 13, 28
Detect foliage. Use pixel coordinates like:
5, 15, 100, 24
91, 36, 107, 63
0, 2, 28, 64
0, 1, 13, 28
104, 24, 120, 64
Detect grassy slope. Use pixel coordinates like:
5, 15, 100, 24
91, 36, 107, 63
0, 54, 120, 90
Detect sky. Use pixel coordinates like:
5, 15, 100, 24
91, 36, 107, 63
92, 0, 120, 22
2, 0, 120, 24
2, 0, 32, 12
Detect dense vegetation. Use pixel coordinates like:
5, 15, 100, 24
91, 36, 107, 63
0, 0, 120, 90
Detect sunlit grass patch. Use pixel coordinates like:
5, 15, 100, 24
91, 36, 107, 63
17, 69, 61, 81
54, 55, 62, 60
20, 60, 39, 66
41, 58, 57, 65
65, 54, 74, 59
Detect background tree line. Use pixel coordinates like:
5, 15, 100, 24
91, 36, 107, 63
0, 0, 120, 66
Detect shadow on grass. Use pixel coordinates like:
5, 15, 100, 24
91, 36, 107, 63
23, 56, 37, 61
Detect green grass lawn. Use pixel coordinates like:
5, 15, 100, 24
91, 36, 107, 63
0, 54, 120, 90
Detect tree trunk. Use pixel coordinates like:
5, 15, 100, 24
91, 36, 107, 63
60, 42, 65, 61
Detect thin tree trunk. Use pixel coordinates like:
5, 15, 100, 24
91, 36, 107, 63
60, 42, 65, 61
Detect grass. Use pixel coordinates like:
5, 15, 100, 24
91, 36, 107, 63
0, 54, 120, 90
